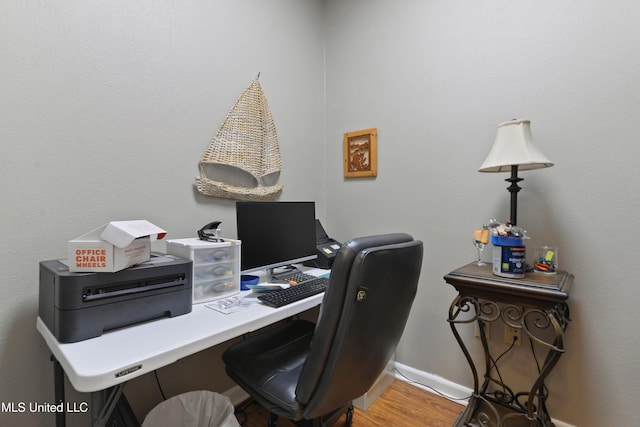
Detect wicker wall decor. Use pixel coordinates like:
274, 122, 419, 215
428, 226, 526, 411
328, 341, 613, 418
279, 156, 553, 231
196, 74, 283, 201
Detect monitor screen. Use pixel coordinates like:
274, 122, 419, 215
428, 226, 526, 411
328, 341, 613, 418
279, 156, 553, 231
236, 201, 317, 274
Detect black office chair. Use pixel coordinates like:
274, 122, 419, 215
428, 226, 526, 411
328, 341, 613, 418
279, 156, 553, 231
222, 233, 423, 427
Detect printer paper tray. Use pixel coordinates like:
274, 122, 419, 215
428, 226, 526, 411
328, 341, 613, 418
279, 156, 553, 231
82, 276, 186, 302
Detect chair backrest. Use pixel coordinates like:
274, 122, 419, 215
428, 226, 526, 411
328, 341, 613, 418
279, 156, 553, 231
295, 233, 423, 419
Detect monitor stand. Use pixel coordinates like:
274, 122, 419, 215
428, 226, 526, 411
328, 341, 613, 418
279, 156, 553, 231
270, 265, 302, 281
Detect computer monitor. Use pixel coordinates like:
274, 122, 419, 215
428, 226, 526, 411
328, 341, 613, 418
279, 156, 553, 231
236, 201, 317, 275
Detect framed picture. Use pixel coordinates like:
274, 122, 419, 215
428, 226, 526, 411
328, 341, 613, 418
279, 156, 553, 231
343, 128, 378, 178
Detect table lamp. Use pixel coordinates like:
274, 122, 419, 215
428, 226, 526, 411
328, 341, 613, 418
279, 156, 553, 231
479, 119, 553, 225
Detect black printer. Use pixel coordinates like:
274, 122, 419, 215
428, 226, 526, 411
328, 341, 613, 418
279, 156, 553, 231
39, 254, 193, 343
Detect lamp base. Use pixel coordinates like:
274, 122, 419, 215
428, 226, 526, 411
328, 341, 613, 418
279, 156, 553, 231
505, 165, 522, 226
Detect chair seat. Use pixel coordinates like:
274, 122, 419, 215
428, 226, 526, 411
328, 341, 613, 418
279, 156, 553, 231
223, 320, 316, 420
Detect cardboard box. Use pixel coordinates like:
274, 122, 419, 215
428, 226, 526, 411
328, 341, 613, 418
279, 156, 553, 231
68, 220, 167, 273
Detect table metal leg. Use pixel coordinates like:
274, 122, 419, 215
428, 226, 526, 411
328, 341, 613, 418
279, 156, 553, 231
91, 384, 125, 427
448, 295, 501, 425
49, 353, 126, 427
448, 296, 570, 427
52, 355, 66, 427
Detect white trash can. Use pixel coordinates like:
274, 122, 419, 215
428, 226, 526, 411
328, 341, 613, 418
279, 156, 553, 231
142, 391, 240, 427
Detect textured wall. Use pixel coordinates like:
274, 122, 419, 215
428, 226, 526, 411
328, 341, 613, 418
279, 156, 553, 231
0, 1, 325, 425
3, 1, 639, 426
323, 1, 640, 426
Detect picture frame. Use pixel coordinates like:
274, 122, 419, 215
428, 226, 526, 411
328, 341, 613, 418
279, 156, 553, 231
343, 128, 378, 178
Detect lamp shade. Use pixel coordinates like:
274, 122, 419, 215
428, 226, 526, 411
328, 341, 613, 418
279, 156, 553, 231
479, 119, 553, 172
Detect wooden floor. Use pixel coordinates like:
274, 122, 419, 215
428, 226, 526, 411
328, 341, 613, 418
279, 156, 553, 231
235, 380, 464, 427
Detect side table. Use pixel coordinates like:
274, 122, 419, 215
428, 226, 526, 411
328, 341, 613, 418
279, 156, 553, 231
444, 263, 572, 427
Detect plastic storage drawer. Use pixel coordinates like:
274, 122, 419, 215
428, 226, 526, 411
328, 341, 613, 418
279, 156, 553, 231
166, 238, 241, 303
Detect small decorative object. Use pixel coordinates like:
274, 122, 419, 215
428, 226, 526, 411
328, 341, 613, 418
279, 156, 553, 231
534, 246, 558, 274
343, 128, 377, 178
478, 120, 553, 225
472, 229, 489, 266
196, 73, 283, 201
486, 219, 528, 238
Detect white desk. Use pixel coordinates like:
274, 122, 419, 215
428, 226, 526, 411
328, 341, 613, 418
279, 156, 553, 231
37, 267, 329, 426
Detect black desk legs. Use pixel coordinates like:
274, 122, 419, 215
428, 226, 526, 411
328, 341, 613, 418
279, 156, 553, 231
49, 354, 125, 427
91, 385, 124, 427
52, 356, 66, 427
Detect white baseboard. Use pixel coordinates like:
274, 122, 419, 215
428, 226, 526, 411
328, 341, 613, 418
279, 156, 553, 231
353, 359, 396, 411
393, 362, 472, 404
222, 385, 250, 406
551, 419, 577, 427
393, 362, 577, 427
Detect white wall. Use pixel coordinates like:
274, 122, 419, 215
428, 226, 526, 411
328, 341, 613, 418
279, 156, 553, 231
3, 1, 640, 427
0, 1, 325, 426
324, 1, 640, 426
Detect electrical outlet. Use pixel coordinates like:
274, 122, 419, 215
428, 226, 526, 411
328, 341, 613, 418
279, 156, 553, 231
503, 325, 521, 346
475, 322, 491, 339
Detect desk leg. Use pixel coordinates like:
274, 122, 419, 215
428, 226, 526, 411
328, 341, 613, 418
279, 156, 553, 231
50, 355, 126, 427
52, 356, 66, 427
519, 304, 570, 425
448, 295, 480, 393
448, 295, 501, 425
448, 297, 570, 427
91, 384, 125, 427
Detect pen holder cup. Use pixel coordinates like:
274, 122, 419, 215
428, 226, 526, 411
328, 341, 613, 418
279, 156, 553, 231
534, 246, 558, 274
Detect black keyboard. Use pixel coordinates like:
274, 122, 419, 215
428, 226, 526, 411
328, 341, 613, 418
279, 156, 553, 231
274, 271, 316, 284
258, 277, 329, 308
